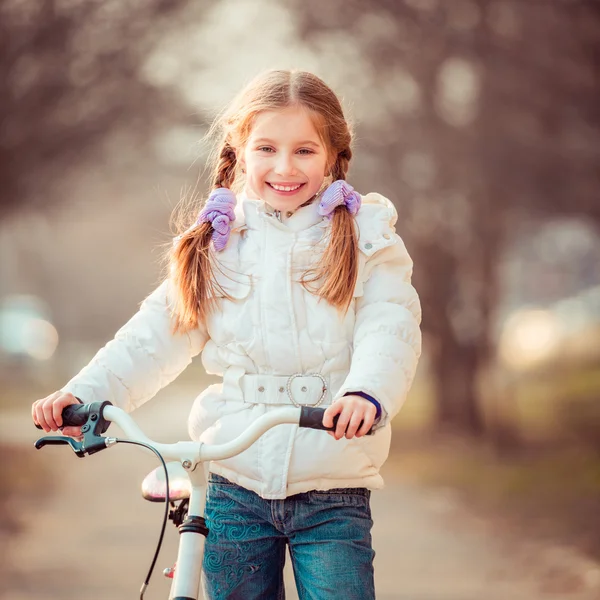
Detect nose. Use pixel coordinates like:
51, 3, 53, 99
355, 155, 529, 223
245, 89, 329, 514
274, 152, 297, 176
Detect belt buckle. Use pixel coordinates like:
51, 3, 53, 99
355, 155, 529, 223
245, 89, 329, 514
286, 373, 328, 408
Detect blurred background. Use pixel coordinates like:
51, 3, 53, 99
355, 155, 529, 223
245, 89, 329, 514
1, 0, 600, 598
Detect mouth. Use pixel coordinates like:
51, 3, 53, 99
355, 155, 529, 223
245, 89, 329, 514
267, 182, 306, 195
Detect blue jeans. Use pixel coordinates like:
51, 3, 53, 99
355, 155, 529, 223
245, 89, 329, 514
202, 473, 375, 600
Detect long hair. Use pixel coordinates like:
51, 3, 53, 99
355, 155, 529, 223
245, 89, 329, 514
169, 69, 358, 334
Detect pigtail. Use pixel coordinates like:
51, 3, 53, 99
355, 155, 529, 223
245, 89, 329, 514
303, 149, 360, 312
170, 141, 238, 334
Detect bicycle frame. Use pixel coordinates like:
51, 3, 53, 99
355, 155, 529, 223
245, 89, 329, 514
35, 403, 331, 600
104, 405, 303, 600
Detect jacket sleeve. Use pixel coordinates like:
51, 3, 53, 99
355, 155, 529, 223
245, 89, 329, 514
60, 279, 208, 412
336, 202, 422, 427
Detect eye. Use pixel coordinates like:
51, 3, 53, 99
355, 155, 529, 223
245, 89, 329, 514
297, 148, 315, 155
257, 146, 274, 153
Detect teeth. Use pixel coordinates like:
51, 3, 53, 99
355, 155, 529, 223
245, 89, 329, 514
271, 183, 301, 192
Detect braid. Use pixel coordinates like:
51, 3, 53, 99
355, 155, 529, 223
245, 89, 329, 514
171, 139, 239, 333
331, 147, 352, 181
302, 147, 359, 312
212, 141, 238, 189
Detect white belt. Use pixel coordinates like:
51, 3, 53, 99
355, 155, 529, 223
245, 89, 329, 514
241, 373, 329, 407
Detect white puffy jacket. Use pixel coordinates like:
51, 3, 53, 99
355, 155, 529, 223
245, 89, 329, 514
62, 191, 422, 499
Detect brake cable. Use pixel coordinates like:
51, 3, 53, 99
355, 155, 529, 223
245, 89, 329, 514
115, 440, 170, 600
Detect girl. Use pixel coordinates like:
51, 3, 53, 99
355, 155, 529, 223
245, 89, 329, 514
32, 69, 422, 599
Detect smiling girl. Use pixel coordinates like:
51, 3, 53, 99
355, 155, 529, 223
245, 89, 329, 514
32, 69, 422, 599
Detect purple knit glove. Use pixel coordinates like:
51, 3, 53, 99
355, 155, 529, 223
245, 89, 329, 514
196, 188, 237, 251
318, 180, 362, 219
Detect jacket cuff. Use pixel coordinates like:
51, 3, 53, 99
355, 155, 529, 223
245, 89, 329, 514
343, 391, 382, 422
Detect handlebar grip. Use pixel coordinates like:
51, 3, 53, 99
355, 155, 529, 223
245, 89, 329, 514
299, 407, 374, 435
34, 403, 91, 430
299, 407, 332, 430
61, 403, 91, 426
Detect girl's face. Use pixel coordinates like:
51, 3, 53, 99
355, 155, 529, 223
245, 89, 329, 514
241, 106, 330, 212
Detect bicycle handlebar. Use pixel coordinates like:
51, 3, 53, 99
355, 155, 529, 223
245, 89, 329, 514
35, 402, 373, 463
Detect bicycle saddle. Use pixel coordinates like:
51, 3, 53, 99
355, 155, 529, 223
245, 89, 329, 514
141, 461, 192, 502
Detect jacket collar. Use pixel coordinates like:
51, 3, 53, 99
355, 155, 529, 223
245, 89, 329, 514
234, 188, 327, 233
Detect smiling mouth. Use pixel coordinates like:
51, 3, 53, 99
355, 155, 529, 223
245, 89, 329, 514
267, 182, 305, 193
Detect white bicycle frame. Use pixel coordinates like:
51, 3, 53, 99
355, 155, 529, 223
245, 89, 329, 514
102, 405, 305, 600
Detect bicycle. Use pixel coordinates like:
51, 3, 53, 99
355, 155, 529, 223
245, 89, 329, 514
34, 401, 358, 599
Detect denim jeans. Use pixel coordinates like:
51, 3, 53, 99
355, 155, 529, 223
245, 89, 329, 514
201, 473, 375, 600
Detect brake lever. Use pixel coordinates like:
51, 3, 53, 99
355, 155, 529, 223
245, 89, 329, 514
35, 435, 87, 457
34, 401, 113, 457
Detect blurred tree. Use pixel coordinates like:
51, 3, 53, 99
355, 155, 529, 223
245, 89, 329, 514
0, 0, 192, 219
288, 0, 600, 435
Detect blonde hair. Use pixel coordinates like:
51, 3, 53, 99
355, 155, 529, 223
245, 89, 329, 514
170, 69, 358, 334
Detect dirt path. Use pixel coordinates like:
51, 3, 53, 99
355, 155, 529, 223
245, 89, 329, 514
2, 386, 600, 600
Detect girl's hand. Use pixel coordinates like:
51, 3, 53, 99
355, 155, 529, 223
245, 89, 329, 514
32, 391, 83, 437
322, 395, 377, 440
